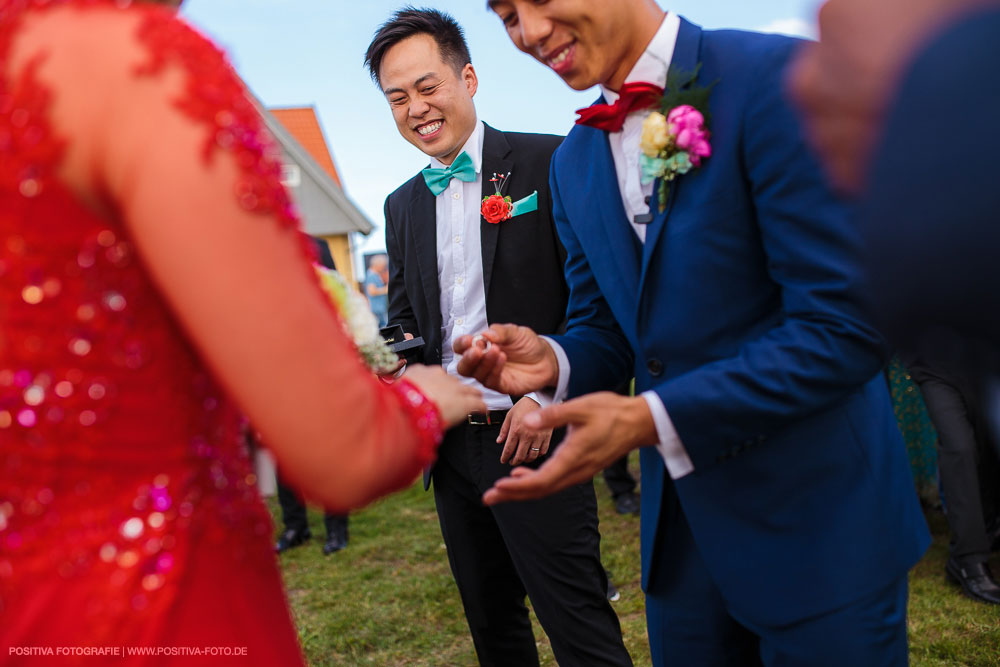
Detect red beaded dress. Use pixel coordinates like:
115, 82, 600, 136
0, 1, 441, 662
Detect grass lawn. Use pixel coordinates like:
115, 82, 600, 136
272, 461, 1000, 666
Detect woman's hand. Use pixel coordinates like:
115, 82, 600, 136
404, 365, 486, 429
376, 333, 414, 378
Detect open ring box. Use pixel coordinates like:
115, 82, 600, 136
379, 324, 425, 361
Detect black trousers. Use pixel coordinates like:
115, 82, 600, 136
602, 454, 637, 499
432, 422, 632, 667
917, 377, 991, 561
276, 478, 348, 540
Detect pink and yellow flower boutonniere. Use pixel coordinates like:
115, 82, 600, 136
640, 66, 717, 212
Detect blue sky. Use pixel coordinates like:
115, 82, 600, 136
182, 1, 821, 273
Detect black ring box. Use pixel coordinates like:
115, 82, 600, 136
379, 325, 425, 359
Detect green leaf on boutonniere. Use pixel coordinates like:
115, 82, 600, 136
659, 64, 718, 123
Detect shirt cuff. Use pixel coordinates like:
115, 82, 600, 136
538, 336, 571, 404
523, 392, 545, 408
641, 391, 695, 479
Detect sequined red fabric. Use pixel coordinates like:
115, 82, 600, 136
133, 7, 299, 229
0, 0, 438, 660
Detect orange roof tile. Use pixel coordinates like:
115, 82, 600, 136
269, 106, 342, 186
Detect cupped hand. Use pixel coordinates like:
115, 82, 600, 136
377, 333, 414, 378
404, 364, 485, 429
498, 396, 552, 465
483, 392, 658, 504
453, 324, 559, 396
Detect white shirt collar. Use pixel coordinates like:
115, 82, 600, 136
429, 119, 484, 174
600, 13, 681, 105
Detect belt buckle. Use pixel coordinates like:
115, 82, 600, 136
467, 412, 491, 426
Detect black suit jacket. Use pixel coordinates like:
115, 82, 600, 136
862, 9, 1000, 360
311, 236, 337, 271
385, 124, 568, 367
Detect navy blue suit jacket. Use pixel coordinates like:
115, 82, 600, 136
548, 18, 929, 626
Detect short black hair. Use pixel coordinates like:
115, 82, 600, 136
364, 7, 472, 87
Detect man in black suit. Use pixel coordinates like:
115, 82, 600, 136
905, 353, 1000, 603
365, 9, 631, 666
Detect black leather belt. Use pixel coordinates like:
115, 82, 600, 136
466, 410, 509, 426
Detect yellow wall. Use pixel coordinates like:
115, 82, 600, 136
321, 235, 356, 286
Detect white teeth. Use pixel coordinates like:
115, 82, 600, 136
418, 121, 442, 136
549, 47, 570, 66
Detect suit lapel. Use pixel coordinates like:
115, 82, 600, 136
480, 125, 513, 302
585, 128, 642, 304
639, 18, 703, 293
408, 180, 442, 339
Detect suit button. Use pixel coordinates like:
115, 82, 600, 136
647, 358, 664, 377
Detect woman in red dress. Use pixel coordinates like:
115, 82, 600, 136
0, 0, 484, 662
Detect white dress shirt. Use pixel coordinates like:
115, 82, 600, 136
432, 120, 539, 411
544, 13, 696, 479
604, 12, 682, 242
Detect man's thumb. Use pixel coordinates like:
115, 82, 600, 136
523, 405, 566, 431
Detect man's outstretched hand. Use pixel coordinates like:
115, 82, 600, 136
453, 324, 559, 396
482, 392, 660, 505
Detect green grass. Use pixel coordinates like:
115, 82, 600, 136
908, 512, 1000, 666
272, 466, 1000, 666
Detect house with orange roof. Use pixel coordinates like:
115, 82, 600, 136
260, 105, 372, 285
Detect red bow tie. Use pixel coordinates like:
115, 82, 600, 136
575, 81, 665, 132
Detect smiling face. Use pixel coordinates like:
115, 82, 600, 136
488, 0, 661, 91
378, 34, 478, 165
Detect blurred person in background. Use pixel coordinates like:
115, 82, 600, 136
364, 253, 390, 327
790, 0, 1000, 364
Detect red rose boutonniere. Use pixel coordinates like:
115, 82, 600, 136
481, 171, 513, 224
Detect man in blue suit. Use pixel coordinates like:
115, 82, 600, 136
457, 1, 931, 664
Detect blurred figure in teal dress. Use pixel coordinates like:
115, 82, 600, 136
887, 357, 939, 504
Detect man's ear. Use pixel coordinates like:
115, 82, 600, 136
463, 63, 479, 98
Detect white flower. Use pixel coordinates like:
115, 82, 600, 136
314, 266, 399, 373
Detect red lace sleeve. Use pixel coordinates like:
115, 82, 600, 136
387, 379, 444, 468
132, 13, 299, 229
121, 8, 446, 502
0, 0, 443, 509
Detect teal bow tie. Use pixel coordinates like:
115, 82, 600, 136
422, 151, 477, 196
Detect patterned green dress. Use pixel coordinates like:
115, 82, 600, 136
887, 357, 939, 504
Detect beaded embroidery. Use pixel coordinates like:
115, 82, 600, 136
0, 0, 441, 649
